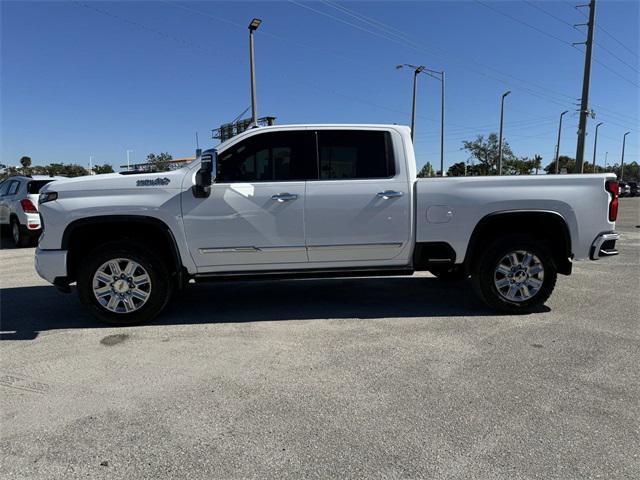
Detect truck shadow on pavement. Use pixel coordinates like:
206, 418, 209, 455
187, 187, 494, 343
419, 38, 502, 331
0, 276, 548, 341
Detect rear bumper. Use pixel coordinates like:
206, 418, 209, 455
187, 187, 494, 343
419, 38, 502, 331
35, 248, 68, 284
589, 232, 620, 260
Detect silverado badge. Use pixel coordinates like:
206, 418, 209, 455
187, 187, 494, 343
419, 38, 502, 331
136, 177, 170, 187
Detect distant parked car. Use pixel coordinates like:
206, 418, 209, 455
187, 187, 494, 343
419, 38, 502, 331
0, 175, 63, 247
627, 181, 638, 197
617, 181, 630, 198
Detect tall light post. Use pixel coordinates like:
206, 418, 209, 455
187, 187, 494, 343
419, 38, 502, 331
126, 150, 133, 171
248, 18, 262, 127
554, 110, 569, 174
620, 131, 630, 181
396, 64, 425, 142
590, 122, 603, 172
497, 90, 511, 175
396, 65, 445, 174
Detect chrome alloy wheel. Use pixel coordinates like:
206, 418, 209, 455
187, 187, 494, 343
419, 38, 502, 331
92, 258, 152, 313
493, 250, 544, 302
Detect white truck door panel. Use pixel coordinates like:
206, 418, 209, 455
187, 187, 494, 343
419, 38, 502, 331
181, 130, 309, 271
182, 182, 307, 268
305, 129, 411, 264
305, 179, 410, 262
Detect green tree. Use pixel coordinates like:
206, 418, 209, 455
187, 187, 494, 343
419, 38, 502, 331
93, 164, 115, 174
146, 152, 173, 172
532, 154, 543, 175
417, 162, 435, 178
19, 156, 32, 174
544, 155, 575, 174
462, 133, 516, 176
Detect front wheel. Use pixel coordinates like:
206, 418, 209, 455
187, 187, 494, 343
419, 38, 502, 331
77, 243, 173, 325
471, 235, 557, 313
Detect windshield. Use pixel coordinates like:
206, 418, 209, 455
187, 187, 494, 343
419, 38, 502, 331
27, 180, 54, 194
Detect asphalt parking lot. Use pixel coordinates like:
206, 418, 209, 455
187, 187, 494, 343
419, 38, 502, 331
1, 198, 638, 479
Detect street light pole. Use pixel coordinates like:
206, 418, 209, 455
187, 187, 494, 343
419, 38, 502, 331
497, 90, 511, 175
591, 122, 603, 172
396, 64, 425, 142
554, 111, 569, 174
126, 150, 132, 171
248, 18, 262, 127
620, 131, 630, 181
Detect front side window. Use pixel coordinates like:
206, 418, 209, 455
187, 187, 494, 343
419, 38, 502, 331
0, 181, 8, 196
216, 131, 306, 183
316, 130, 395, 180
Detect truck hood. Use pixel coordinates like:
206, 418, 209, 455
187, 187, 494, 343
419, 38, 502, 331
41, 169, 188, 194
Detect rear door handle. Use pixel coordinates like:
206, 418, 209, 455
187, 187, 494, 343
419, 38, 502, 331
271, 193, 298, 202
377, 190, 404, 199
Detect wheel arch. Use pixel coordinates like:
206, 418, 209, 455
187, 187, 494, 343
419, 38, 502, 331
464, 210, 573, 275
62, 215, 185, 284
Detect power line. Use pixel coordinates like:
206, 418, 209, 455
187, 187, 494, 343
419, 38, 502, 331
476, 0, 575, 46
294, 0, 579, 109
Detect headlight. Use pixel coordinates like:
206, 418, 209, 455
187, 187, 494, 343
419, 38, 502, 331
39, 191, 58, 204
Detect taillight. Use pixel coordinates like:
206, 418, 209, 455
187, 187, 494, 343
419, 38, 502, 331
20, 198, 38, 213
605, 180, 619, 222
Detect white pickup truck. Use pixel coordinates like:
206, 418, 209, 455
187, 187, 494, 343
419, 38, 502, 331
35, 124, 620, 324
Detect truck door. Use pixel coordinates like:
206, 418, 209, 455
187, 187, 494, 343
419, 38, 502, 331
182, 130, 311, 272
304, 129, 412, 264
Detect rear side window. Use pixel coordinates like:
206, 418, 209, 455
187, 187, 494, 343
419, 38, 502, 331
316, 130, 395, 180
7, 181, 19, 195
0, 181, 8, 196
217, 131, 307, 183
27, 180, 53, 194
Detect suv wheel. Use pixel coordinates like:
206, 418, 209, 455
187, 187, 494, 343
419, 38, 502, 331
77, 242, 173, 325
471, 235, 557, 313
11, 218, 30, 248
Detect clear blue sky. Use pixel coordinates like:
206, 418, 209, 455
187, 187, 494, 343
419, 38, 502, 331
2, 0, 638, 171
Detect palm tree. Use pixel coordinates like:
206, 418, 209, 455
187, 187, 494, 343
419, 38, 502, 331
532, 155, 542, 175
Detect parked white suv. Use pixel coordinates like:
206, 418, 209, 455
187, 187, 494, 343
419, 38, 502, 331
35, 124, 620, 324
0, 175, 62, 247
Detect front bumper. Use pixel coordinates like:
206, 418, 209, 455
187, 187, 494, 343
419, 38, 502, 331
589, 232, 620, 260
35, 248, 68, 284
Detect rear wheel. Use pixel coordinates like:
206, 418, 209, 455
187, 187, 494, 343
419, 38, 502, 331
471, 235, 557, 313
11, 218, 31, 248
77, 242, 173, 325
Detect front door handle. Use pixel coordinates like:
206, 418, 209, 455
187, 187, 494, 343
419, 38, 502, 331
271, 193, 298, 202
377, 190, 404, 199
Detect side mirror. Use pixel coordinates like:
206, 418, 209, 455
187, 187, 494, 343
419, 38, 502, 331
192, 150, 216, 198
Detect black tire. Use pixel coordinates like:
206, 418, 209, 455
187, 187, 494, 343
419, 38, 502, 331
77, 242, 173, 325
11, 217, 31, 248
429, 266, 469, 282
471, 234, 557, 313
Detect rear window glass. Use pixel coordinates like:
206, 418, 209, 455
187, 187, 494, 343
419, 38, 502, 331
27, 180, 53, 194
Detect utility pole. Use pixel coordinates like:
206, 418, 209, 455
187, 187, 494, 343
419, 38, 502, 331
439, 71, 445, 176
89, 156, 94, 174
554, 110, 569, 174
248, 18, 262, 127
620, 131, 630, 181
497, 90, 511, 175
591, 122, 603, 172
126, 150, 132, 171
574, 0, 596, 173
